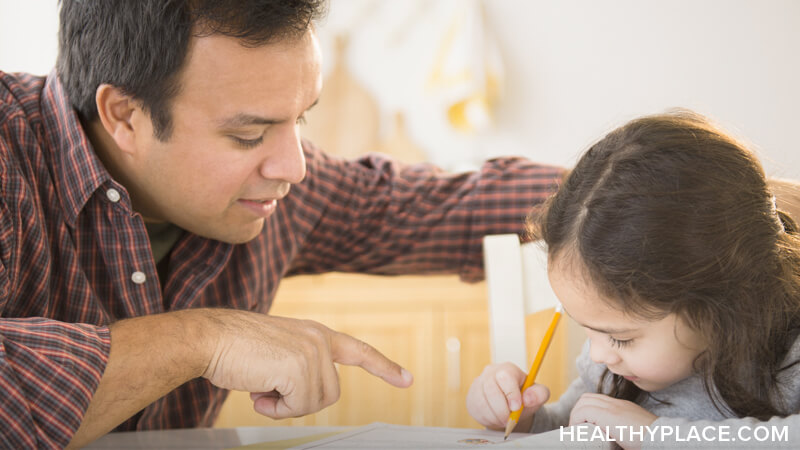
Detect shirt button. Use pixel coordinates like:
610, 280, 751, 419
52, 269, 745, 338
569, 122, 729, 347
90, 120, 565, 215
106, 188, 121, 203
131, 271, 147, 284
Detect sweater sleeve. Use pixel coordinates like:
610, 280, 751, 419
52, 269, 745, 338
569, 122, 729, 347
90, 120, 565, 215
530, 340, 608, 434
530, 376, 592, 433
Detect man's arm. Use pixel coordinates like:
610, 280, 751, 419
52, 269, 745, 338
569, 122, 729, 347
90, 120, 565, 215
67, 310, 206, 447
769, 178, 800, 222
68, 308, 412, 448
287, 146, 565, 282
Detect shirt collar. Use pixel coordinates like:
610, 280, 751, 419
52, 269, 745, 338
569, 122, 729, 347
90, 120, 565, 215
41, 70, 115, 226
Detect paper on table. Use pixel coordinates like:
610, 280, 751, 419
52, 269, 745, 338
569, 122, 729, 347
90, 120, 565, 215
287, 423, 521, 449
288, 422, 612, 449
229, 430, 348, 449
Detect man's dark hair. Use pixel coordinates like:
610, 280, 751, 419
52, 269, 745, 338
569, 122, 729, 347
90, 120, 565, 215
56, 0, 327, 140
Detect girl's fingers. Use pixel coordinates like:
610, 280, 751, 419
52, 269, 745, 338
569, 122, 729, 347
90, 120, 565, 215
482, 376, 512, 426
522, 383, 550, 409
496, 370, 524, 411
569, 394, 613, 425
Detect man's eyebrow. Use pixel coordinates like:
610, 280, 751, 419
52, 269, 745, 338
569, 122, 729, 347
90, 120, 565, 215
561, 305, 635, 334
217, 114, 279, 128
216, 99, 319, 129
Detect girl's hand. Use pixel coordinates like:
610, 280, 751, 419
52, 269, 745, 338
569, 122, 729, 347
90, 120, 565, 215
568, 393, 657, 450
466, 362, 550, 432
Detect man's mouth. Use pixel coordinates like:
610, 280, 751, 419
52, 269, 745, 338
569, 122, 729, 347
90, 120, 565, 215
237, 198, 278, 218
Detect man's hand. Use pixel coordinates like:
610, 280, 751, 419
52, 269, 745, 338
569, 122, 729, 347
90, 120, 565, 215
69, 308, 412, 448
569, 393, 657, 450
200, 309, 413, 419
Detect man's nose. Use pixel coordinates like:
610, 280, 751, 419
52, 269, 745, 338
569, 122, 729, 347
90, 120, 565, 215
260, 126, 306, 184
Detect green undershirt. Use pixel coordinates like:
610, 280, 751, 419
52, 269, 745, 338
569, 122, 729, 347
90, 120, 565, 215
144, 221, 183, 288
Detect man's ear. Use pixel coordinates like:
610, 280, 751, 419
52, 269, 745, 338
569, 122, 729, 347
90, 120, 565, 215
95, 84, 139, 155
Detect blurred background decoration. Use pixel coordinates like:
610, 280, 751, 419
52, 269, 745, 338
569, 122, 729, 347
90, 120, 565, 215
304, 0, 504, 170
307, 0, 800, 179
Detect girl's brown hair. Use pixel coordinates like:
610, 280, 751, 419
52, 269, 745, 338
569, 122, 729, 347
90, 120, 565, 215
530, 110, 800, 419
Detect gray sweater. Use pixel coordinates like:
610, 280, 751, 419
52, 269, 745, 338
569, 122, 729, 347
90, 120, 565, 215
530, 338, 800, 448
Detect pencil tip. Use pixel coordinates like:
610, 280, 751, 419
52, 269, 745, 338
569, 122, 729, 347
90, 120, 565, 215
503, 418, 516, 440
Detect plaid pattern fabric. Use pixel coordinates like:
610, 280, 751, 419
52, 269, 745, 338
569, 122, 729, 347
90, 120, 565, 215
0, 70, 563, 447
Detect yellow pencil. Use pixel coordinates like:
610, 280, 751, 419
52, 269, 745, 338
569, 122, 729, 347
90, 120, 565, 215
503, 303, 563, 440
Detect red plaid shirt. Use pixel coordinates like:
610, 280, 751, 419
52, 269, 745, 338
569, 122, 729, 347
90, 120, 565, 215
0, 70, 563, 448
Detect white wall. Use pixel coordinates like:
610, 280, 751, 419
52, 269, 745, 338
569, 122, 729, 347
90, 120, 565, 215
2, 0, 797, 178
0, 0, 59, 75
318, 0, 800, 178
481, 0, 800, 178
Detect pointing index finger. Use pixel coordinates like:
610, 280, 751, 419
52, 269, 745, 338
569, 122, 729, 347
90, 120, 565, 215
329, 330, 414, 388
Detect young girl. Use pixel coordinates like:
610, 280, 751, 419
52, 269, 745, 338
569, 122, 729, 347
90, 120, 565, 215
467, 111, 800, 448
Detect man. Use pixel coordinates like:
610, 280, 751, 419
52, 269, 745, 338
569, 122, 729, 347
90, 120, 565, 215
0, 1, 564, 447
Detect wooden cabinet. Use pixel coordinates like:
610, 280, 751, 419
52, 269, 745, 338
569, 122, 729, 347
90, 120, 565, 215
214, 273, 491, 429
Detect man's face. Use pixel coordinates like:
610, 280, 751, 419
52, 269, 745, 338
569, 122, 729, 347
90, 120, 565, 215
128, 30, 322, 243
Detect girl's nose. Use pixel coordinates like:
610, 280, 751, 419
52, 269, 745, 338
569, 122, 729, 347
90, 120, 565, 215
588, 337, 622, 366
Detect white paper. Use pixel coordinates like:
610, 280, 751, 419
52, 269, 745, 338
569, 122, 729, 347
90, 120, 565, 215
289, 422, 612, 449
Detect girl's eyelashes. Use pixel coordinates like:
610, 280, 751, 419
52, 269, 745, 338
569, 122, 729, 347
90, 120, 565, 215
609, 336, 633, 348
